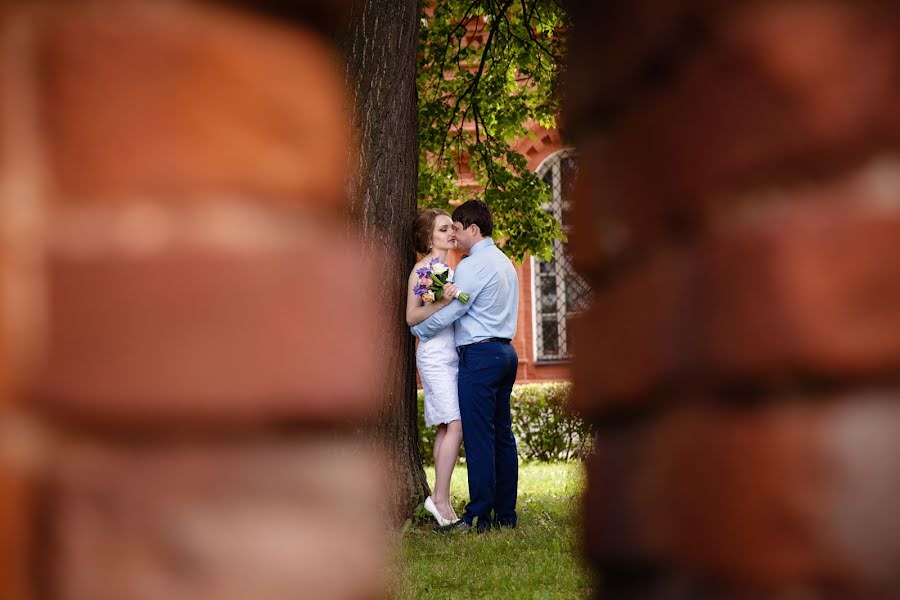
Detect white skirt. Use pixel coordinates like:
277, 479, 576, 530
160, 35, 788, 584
416, 326, 460, 426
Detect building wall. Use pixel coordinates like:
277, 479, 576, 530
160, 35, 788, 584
511, 123, 572, 383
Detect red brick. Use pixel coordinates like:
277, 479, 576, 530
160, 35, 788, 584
581, 427, 658, 566
570, 0, 900, 149
0, 9, 9, 404
0, 161, 22, 596
564, 0, 724, 133
48, 437, 391, 600
0, 447, 29, 600
569, 2, 900, 273
233, 0, 353, 34
570, 249, 697, 417
0, 418, 35, 600
0, 8, 5, 191
583, 398, 900, 592
574, 174, 900, 415
702, 191, 900, 383
721, 1, 900, 145
567, 141, 620, 278
599, 61, 854, 250
0, 256, 7, 405
651, 404, 835, 586
510, 259, 573, 382
30, 220, 384, 425
37, 1, 349, 209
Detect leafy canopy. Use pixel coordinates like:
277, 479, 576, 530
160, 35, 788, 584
417, 0, 569, 262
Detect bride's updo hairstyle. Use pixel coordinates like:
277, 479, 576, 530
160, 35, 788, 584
413, 207, 450, 255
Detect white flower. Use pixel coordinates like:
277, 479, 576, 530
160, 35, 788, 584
422, 291, 435, 303
431, 262, 449, 275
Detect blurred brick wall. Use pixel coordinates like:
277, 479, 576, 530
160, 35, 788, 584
0, 1, 391, 598
567, 1, 900, 598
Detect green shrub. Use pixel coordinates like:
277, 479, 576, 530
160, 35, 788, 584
510, 382, 591, 461
417, 381, 590, 463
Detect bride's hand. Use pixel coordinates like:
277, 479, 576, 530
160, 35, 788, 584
443, 283, 459, 301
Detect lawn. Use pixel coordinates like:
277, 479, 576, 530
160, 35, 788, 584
394, 462, 591, 599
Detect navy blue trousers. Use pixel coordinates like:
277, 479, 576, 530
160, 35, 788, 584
457, 342, 519, 528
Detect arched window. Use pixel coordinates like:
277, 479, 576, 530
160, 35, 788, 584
532, 148, 590, 362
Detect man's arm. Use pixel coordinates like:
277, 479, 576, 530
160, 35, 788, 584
410, 261, 483, 341
410, 294, 469, 341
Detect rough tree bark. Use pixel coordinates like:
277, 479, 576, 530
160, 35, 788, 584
340, 0, 429, 523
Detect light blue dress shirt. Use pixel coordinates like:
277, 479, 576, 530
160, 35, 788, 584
411, 238, 519, 346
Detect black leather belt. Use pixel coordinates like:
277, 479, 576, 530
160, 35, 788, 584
457, 337, 511, 354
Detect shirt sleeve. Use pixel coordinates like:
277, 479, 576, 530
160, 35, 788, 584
410, 259, 485, 342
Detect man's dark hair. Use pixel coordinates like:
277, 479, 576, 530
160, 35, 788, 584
452, 200, 493, 237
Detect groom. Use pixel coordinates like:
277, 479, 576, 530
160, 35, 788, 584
411, 199, 520, 532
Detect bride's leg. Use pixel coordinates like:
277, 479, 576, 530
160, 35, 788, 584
433, 424, 446, 468
431, 424, 451, 520
433, 419, 462, 520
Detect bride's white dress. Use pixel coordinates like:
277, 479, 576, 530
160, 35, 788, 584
416, 325, 460, 426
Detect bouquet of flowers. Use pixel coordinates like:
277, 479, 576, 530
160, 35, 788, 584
415, 258, 470, 304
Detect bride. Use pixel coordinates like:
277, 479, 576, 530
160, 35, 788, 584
406, 208, 462, 527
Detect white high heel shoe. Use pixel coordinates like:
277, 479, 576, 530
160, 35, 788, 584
424, 496, 453, 527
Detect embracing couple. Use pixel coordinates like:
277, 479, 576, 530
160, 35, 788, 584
406, 200, 519, 533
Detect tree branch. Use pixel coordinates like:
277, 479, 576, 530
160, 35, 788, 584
435, 0, 511, 161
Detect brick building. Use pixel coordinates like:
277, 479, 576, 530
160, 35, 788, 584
511, 125, 585, 383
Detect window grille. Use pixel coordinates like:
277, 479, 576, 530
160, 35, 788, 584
532, 149, 590, 362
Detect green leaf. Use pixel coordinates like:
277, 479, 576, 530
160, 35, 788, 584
417, 0, 570, 262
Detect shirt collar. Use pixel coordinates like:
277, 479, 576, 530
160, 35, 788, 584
470, 238, 494, 255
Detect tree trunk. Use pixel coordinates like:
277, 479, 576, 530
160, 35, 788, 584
340, 0, 429, 523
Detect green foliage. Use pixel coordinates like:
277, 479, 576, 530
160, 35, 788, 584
510, 381, 591, 461
418, 381, 591, 463
417, 1, 570, 262
397, 462, 591, 599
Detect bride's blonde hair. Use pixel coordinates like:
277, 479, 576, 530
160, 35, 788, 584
413, 207, 450, 255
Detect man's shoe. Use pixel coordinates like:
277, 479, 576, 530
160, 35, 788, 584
471, 516, 494, 533
432, 519, 471, 534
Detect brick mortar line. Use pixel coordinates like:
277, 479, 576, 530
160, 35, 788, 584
45, 199, 342, 257
578, 152, 900, 288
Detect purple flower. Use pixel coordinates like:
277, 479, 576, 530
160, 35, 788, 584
414, 284, 428, 296
416, 266, 431, 279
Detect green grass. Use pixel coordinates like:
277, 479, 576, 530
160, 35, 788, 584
394, 462, 591, 599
